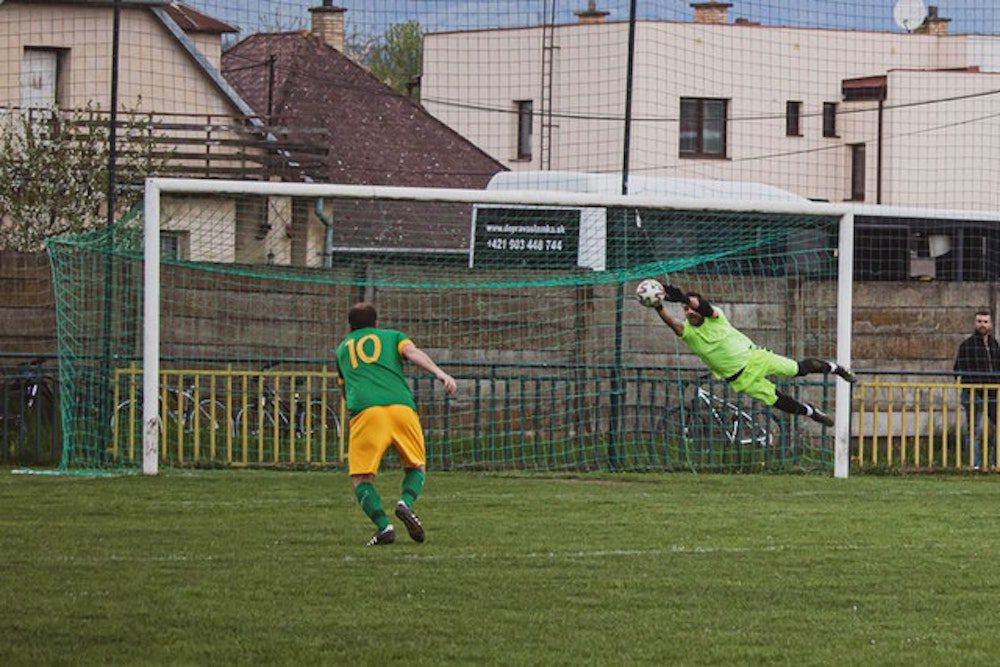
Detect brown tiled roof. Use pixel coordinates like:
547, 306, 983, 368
162, 3, 239, 34
221, 32, 505, 190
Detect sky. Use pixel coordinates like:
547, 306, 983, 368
192, 1, 1000, 42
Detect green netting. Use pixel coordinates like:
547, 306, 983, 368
46, 186, 841, 473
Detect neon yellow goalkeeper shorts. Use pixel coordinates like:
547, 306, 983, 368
348, 404, 425, 475
728, 347, 799, 406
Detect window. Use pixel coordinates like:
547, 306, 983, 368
822, 102, 838, 138
160, 231, 188, 260
21, 47, 66, 111
679, 98, 728, 158
515, 100, 533, 160
785, 101, 802, 136
850, 144, 866, 201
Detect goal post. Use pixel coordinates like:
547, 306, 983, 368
143, 180, 161, 475
132, 177, 855, 476
47, 176, 861, 475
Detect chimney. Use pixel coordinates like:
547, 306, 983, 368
914, 6, 950, 36
309, 0, 346, 52
691, 2, 732, 25
575, 0, 610, 25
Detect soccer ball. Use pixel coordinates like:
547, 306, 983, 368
635, 279, 665, 307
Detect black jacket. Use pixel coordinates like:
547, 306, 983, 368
953, 332, 1000, 382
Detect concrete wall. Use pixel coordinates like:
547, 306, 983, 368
1, 251, 993, 375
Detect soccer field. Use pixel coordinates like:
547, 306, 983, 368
2, 469, 998, 665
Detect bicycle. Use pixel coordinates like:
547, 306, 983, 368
109, 375, 230, 461
0, 357, 59, 464
657, 378, 779, 469
233, 370, 341, 463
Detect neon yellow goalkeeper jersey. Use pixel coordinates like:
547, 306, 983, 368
335, 327, 417, 414
681, 308, 755, 380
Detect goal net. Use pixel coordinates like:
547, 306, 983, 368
45, 178, 850, 475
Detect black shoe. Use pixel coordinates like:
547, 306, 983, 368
810, 407, 834, 427
833, 364, 857, 384
395, 501, 425, 543
365, 524, 395, 546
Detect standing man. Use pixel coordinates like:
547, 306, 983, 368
952, 310, 1000, 470
336, 302, 457, 546
639, 279, 856, 426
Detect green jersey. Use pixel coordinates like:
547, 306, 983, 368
335, 327, 417, 414
681, 308, 755, 380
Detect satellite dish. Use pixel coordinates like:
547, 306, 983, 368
893, 0, 927, 32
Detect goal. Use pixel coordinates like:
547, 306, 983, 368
45, 177, 855, 476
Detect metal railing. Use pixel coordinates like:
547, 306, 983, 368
18, 359, 991, 473
100, 363, 831, 472
109, 364, 343, 467
853, 372, 996, 471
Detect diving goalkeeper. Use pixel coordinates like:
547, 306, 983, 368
640, 279, 856, 426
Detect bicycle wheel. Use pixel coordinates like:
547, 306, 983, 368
194, 398, 232, 435
234, 406, 285, 463
234, 407, 280, 436
683, 408, 720, 467
109, 399, 142, 458
296, 400, 341, 459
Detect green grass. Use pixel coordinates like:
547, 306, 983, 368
2, 469, 999, 665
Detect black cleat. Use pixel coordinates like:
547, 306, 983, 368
810, 407, 834, 428
394, 501, 425, 543
365, 524, 396, 546
833, 364, 857, 384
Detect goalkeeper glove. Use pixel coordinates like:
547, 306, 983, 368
663, 284, 689, 303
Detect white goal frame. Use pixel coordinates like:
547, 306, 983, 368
143, 177, 868, 476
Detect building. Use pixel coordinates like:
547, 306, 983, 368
0, 0, 326, 264
221, 2, 506, 265
422, 2, 1000, 212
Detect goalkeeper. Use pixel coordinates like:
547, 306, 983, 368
640, 280, 856, 426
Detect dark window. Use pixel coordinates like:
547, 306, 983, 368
823, 102, 838, 137
515, 100, 533, 160
679, 97, 728, 158
786, 101, 801, 136
850, 144, 866, 201
160, 231, 188, 261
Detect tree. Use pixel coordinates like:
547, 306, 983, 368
0, 102, 169, 252
367, 20, 423, 98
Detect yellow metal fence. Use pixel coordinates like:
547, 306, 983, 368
854, 377, 998, 471
109, 367, 997, 472
110, 365, 345, 467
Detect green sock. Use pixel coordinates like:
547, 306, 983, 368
401, 468, 425, 507
354, 482, 389, 530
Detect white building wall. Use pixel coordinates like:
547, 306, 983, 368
162, 196, 236, 264
0, 3, 235, 117
966, 35, 1000, 73
424, 19, 998, 209
882, 69, 1000, 209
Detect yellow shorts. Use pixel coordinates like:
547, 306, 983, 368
348, 404, 425, 475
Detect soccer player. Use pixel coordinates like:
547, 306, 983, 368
336, 302, 457, 546
639, 280, 856, 426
